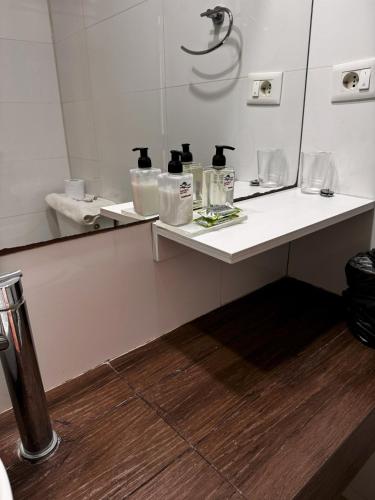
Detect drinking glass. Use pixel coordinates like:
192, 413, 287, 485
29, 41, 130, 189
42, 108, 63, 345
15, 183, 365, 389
300, 152, 335, 194
257, 149, 288, 188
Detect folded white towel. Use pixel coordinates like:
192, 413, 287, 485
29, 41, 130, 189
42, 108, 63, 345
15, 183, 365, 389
46, 193, 114, 226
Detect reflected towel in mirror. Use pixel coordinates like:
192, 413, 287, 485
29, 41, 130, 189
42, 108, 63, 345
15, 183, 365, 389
45, 193, 114, 226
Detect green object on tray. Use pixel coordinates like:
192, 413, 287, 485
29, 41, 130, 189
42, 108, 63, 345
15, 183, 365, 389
194, 207, 242, 228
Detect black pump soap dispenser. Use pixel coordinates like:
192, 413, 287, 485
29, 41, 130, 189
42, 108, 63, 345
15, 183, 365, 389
158, 150, 194, 227
181, 144, 193, 164
181, 144, 203, 209
129, 147, 161, 217
203, 145, 236, 213
168, 150, 183, 173
212, 145, 235, 169
132, 147, 152, 169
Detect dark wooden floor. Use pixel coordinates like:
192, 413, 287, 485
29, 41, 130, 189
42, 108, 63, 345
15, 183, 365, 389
1, 278, 375, 499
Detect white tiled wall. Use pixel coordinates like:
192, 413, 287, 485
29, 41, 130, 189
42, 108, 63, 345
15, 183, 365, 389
50, 0, 312, 203
83, 0, 147, 27
289, 0, 375, 293
0, 0, 70, 249
163, 0, 311, 85
164, 0, 311, 183
165, 71, 307, 184
49, 0, 165, 203
300, 0, 375, 200
0, 0, 52, 42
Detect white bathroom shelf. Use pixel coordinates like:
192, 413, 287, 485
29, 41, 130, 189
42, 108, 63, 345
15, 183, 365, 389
234, 180, 277, 198
101, 202, 158, 223
152, 188, 374, 264
100, 183, 274, 225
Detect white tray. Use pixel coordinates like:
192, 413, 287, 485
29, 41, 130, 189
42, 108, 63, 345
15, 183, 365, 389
101, 202, 158, 222
155, 212, 248, 237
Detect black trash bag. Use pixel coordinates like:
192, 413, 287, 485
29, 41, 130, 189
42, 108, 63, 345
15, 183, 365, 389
343, 249, 375, 348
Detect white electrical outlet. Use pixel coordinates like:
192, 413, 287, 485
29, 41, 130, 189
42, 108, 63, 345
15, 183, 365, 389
332, 58, 375, 103
247, 72, 283, 106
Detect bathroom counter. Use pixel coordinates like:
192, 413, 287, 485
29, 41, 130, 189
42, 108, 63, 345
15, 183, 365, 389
153, 188, 374, 263
101, 201, 158, 223
99, 182, 272, 224
233, 180, 279, 198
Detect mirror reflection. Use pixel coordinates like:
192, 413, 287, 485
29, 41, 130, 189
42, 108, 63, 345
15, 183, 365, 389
0, 0, 313, 250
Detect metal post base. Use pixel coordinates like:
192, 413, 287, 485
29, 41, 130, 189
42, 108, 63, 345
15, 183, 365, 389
19, 431, 60, 462
0, 271, 60, 464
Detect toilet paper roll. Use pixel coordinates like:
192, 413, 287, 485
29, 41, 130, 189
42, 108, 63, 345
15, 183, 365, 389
65, 179, 85, 201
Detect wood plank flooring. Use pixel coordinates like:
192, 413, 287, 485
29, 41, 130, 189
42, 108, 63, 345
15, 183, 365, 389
1, 278, 375, 499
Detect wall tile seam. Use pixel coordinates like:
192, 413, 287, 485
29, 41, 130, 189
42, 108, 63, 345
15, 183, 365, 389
0, 100, 63, 104
0, 156, 69, 162
163, 67, 308, 91
83, 0, 149, 31
159, 2, 167, 161
61, 89, 165, 103
0, 209, 54, 220
0, 37, 52, 44
50, 0, 149, 44
0, 38, 53, 46
61, 153, 99, 162
0, 156, 67, 162
47, 3, 74, 178
83, 35, 101, 172
51, 29, 86, 45
68, 162, 101, 174
58, 66, 309, 105
307, 62, 375, 72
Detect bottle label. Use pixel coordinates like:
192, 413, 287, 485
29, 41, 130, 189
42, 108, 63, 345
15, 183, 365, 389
223, 173, 235, 191
179, 181, 192, 200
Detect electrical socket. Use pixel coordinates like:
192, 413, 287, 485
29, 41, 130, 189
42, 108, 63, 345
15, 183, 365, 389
247, 72, 283, 106
332, 58, 375, 103
342, 71, 359, 90
260, 80, 272, 96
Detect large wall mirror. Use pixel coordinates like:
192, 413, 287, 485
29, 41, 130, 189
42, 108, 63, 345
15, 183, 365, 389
1, 0, 313, 252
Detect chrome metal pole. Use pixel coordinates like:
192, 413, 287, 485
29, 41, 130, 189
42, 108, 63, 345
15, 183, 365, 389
0, 271, 59, 461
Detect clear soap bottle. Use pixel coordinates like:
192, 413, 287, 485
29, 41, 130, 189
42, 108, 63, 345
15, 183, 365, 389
181, 143, 203, 209
130, 147, 161, 216
202, 145, 236, 214
158, 150, 193, 226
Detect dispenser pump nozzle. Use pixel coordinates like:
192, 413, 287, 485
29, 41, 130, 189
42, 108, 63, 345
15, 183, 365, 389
181, 143, 193, 163
168, 150, 183, 173
132, 147, 152, 168
212, 145, 235, 169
